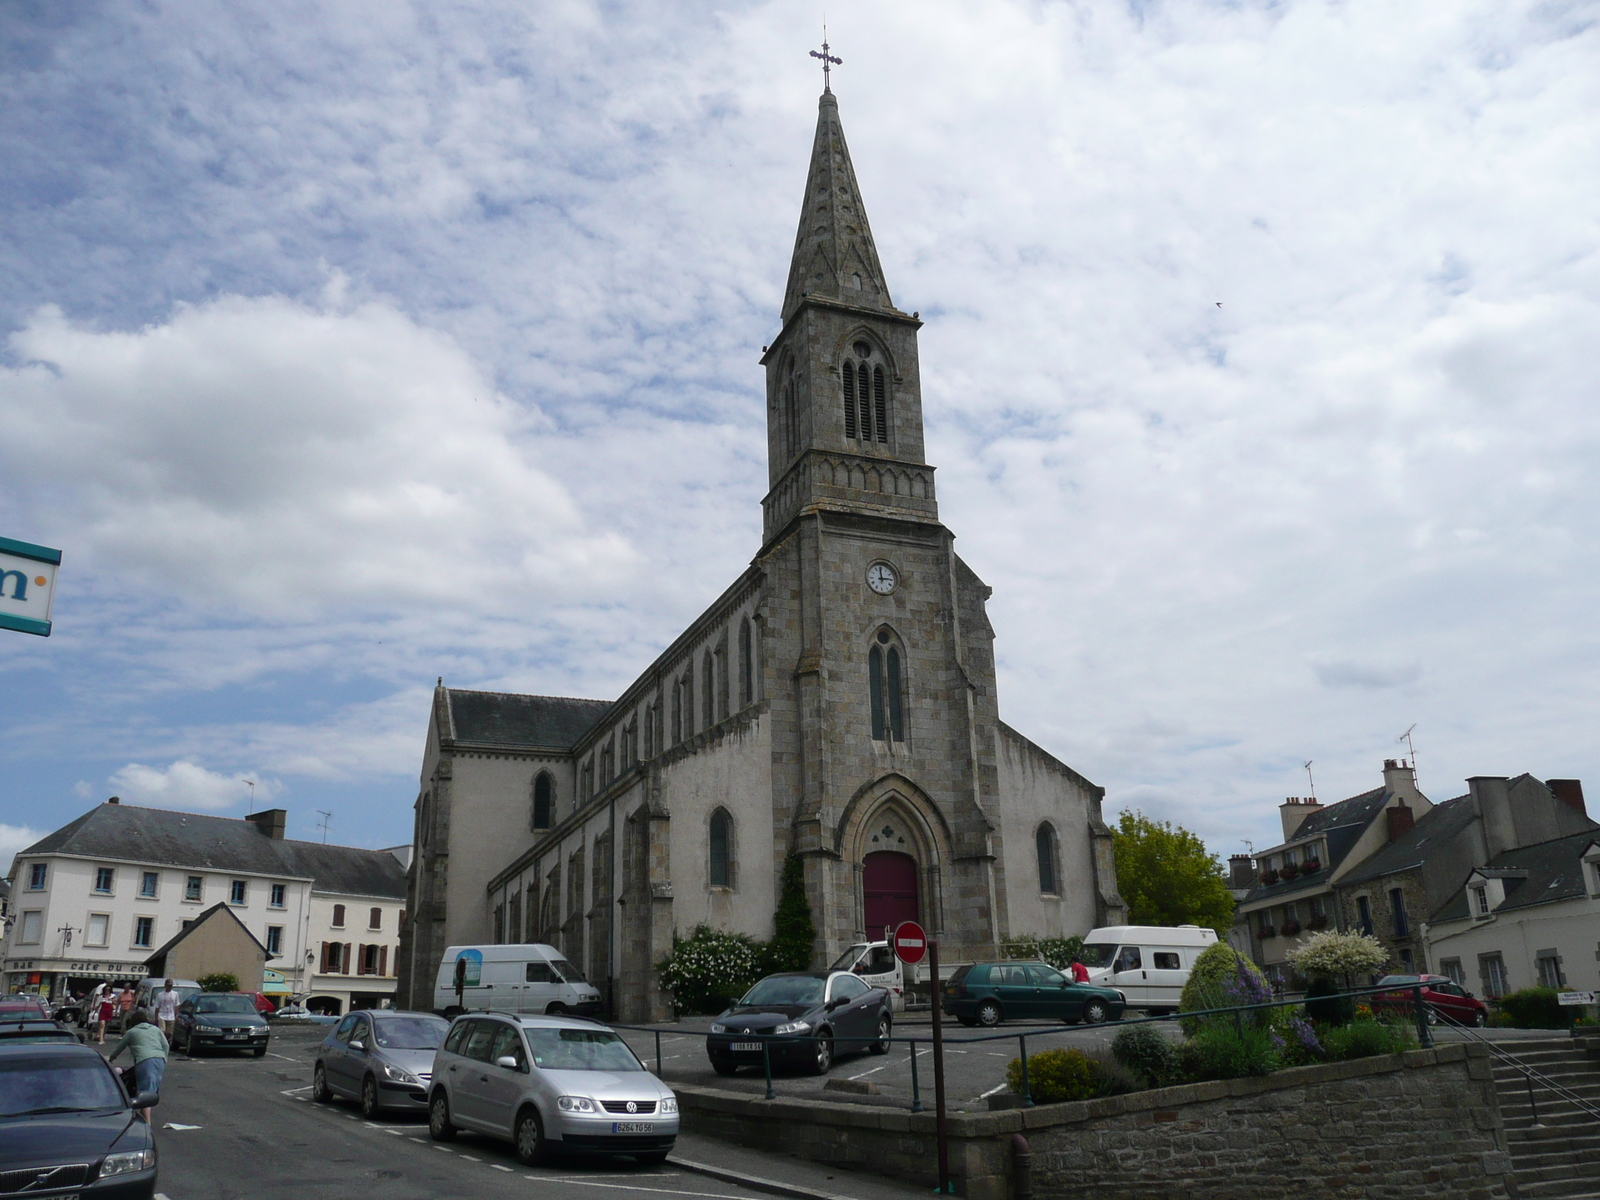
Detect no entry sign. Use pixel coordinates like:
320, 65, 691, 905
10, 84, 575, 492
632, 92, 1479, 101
891, 920, 927, 965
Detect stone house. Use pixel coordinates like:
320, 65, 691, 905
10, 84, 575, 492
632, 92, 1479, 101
1234, 760, 1431, 982
1426, 826, 1600, 999
395, 85, 1125, 1021
142, 902, 268, 988
1332, 775, 1594, 977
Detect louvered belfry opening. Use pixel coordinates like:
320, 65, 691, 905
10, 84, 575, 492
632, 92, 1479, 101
842, 341, 888, 445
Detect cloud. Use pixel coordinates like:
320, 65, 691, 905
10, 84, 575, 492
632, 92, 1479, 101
106, 761, 279, 813
0, 825, 44, 875
1314, 660, 1423, 691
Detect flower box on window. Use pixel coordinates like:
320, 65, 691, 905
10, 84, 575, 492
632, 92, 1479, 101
1279, 862, 1301, 880
1260, 869, 1280, 886
1279, 918, 1302, 937
1308, 912, 1329, 931
1301, 858, 1322, 874
1258, 924, 1276, 939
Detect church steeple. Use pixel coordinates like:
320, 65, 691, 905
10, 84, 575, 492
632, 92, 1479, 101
782, 91, 896, 322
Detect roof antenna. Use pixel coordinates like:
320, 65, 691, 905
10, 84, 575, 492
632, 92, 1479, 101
242, 778, 256, 814
809, 22, 842, 92
316, 810, 333, 844
1396, 724, 1418, 786
1303, 760, 1317, 802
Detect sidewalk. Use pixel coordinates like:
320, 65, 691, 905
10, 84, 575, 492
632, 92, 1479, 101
671, 1130, 934, 1200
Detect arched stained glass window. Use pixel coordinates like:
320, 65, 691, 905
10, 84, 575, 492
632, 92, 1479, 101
739, 617, 753, 707
868, 631, 904, 743
709, 808, 732, 888
532, 773, 554, 831
1037, 824, 1058, 895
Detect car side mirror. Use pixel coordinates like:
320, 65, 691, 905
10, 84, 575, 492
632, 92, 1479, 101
826, 998, 845, 1011
350, 1040, 364, 1051
496, 1055, 520, 1070
132, 1092, 160, 1110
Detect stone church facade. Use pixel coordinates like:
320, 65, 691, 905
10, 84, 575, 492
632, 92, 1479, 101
395, 86, 1125, 1020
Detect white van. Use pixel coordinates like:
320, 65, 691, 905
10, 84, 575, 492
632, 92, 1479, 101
829, 941, 907, 1011
433, 945, 603, 1018
1077, 925, 1218, 1012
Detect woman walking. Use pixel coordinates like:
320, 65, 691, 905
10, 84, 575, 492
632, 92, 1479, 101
93, 989, 116, 1045
107, 1009, 168, 1121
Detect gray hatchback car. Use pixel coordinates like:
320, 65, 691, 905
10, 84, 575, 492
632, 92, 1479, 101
314, 1010, 450, 1116
428, 1013, 678, 1165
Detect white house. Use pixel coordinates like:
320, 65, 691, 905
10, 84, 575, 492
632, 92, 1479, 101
3, 799, 407, 1016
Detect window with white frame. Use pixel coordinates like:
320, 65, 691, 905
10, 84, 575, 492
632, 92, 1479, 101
266, 925, 283, 955
269, 883, 286, 908
1479, 953, 1508, 999
27, 863, 47, 890
139, 872, 159, 899
1440, 958, 1466, 987
1472, 885, 1490, 916
1535, 950, 1564, 990
185, 876, 203, 902
229, 880, 247, 905
86, 913, 110, 946
133, 916, 154, 948
94, 867, 115, 894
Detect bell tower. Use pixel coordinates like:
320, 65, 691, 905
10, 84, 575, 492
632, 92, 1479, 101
759, 87, 938, 545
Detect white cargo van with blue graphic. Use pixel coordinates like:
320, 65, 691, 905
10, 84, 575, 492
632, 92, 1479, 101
433, 945, 603, 1018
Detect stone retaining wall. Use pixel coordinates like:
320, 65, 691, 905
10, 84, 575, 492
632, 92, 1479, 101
675, 1042, 1512, 1200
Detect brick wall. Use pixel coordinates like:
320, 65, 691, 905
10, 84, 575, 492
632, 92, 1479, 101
676, 1043, 1512, 1200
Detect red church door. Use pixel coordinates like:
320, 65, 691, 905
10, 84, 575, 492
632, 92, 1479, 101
863, 851, 919, 936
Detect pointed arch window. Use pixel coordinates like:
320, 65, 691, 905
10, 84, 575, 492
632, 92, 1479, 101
702, 648, 715, 728
709, 808, 733, 888
842, 364, 857, 440
532, 772, 555, 831
842, 344, 889, 444
868, 630, 904, 742
872, 367, 887, 444
1036, 824, 1059, 896
738, 617, 753, 707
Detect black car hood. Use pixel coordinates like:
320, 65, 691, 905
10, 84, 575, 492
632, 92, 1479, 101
191, 1013, 266, 1029
718, 1005, 817, 1029
0, 1109, 150, 1169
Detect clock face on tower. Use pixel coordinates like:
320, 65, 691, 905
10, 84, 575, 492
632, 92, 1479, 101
866, 562, 898, 595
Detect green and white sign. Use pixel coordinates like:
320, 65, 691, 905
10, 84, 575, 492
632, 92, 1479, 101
0, 536, 62, 638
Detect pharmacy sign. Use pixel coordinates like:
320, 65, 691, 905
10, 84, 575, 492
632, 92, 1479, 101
0, 536, 62, 638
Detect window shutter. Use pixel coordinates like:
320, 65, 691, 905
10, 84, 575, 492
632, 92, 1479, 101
842, 364, 857, 439
342, 943, 352, 974
380, 946, 389, 976
873, 367, 887, 443
857, 364, 872, 442
320, 941, 330, 973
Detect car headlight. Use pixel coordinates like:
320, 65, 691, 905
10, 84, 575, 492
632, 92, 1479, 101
100, 1148, 156, 1176
196, 1024, 222, 1034
659, 1096, 678, 1114
773, 1020, 811, 1036
709, 1023, 727, 1034
381, 1062, 419, 1085
557, 1096, 597, 1112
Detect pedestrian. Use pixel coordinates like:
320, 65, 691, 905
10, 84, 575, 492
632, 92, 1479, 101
93, 990, 116, 1044
1069, 958, 1090, 984
107, 1009, 168, 1122
117, 982, 137, 1020
155, 979, 181, 1040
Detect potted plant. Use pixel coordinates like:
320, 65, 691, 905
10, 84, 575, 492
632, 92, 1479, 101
1301, 857, 1322, 874
1308, 912, 1329, 931
1280, 918, 1302, 937
1258, 923, 1276, 939
1260, 869, 1280, 886
1280, 862, 1301, 880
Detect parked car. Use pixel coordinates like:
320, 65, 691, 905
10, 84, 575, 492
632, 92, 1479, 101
314, 1010, 449, 1117
0, 1019, 79, 1045
428, 1013, 678, 1165
433, 944, 603, 1018
174, 993, 272, 1056
1371, 974, 1489, 1027
705, 971, 893, 1076
0, 998, 49, 1022
829, 941, 908, 1012
0, 1041, 159, 1196
943, 961, 1127, 1027
242, 992, 278, 1016
1076, 925, 1219, 1012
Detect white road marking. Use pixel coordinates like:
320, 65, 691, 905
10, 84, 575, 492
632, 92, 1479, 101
163, 1122, 202, 1130
459, 1155, 481, 1162
548, 1180, 752, 1199
492, 1164, 514, 1171
363, 1122, 382, 1129
267, 1052, 301, 1062
847, 1065, 887, 1080
280, 1086, 313, 1095
978, 1081, 1009, 1099
409, 1137, 428, 1143
433, 1145, 453, 1152
385, 1129, 404, 1136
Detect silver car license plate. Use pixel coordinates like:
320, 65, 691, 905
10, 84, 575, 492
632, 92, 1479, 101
730, 1042, 762, 1051
613, 1121, 653, 1133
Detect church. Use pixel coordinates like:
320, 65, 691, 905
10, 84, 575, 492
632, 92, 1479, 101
394, 83, 1125, 1020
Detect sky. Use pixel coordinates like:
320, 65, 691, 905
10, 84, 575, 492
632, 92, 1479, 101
2, 0, 1598, 879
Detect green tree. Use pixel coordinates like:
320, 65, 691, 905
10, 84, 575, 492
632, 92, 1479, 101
760, 853, 816, 973
1111, 810, 1235, 936
197, 972, 240, 993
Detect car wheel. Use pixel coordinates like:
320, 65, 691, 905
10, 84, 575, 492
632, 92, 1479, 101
870, 1016, 891, 1055
957, 1017, 978, 1028
710, 1056, 739, 1077
635, 1151, 671, 1166
1082, 1000, 1109, 1025
546, 1003, 567, 1016
976, 1001, 1003, 1028
808, 1031, 834, 1075
514, 1105, 550, 1166
1426, 1008, 1439, 1027
428, 1092, 458, 1142
253, 1046, 267, 1057
361, 1075, 380, 1118
442, 1006, 463, 1020
1474, 1011, 1487, 1028
312, 1063, 332, 1103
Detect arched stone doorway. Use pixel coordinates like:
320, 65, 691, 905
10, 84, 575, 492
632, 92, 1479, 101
862, 850, 919, 936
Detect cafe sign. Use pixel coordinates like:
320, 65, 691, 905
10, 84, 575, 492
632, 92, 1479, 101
0, 535, 62, 638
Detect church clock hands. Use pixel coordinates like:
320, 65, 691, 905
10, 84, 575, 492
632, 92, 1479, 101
866, 562, 898, 595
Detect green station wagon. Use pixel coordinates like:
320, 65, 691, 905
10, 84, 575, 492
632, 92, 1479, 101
943, 961, 1127, 1027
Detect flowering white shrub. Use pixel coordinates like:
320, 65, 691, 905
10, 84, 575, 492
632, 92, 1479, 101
656, 925, 763, 1015
1285, 930, 1388, 979
1002, 934, 1084, 970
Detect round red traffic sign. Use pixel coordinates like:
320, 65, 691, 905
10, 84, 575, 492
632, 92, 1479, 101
891, 921, 927, 965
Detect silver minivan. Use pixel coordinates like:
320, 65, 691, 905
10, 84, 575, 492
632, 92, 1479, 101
428, 1013, 678, 1165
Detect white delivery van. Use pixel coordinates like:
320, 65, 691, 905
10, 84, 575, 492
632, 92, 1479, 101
829, 941, 906, 1011
433, 944, 603, 1018
1077, 925, 1218, 1012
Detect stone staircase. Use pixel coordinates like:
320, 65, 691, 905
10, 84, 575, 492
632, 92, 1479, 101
1490, 1035, 1600, 1199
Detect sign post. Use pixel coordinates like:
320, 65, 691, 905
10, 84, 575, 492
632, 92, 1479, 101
0, 536, 62, 638
894, 921, 949, 1194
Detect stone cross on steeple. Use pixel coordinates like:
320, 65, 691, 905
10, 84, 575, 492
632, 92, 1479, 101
809, 32, 841, 91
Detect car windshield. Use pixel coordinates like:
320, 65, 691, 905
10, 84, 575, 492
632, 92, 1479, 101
1077, 943, 1118, 969
0, 1055, 127, 1116
195, 995, 257, 1014
549, 959, 587, 984
374, 1016, 449, 1050
1376, 975, 1421, 987
829, 945, 869, 971
524, 1028, 641, 1072
739, 976, 825, 1007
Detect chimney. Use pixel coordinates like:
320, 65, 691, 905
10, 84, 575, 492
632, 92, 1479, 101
1229, 854, 1256, 890
106, 796, 120, 805
1469, 776, 1514, 859
1547, 779, 1586, 817
1280, 796, 1321, 841
1386, 801, 1415, 842
1382, 758, 1419, 798
246, 808, 288, 840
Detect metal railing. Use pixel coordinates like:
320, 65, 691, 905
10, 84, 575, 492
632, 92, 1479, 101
1427, 1007, 1600, 1126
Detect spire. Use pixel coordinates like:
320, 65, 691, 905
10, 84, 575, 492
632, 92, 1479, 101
781, 91, 895, 322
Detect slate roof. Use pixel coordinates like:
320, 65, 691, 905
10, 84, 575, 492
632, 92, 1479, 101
1432, 828, 1600, 923
145, 901, 267, 962
19, 804, 407, 899
1336, 793, 1478, 886
1239, 786, 1394, 906
444, 688, 611, 751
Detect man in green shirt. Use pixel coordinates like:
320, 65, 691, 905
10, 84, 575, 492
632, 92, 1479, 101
107, 1009, 169, 1120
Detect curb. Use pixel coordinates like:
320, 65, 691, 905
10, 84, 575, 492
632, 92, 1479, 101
669, 1156, 855, 1200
